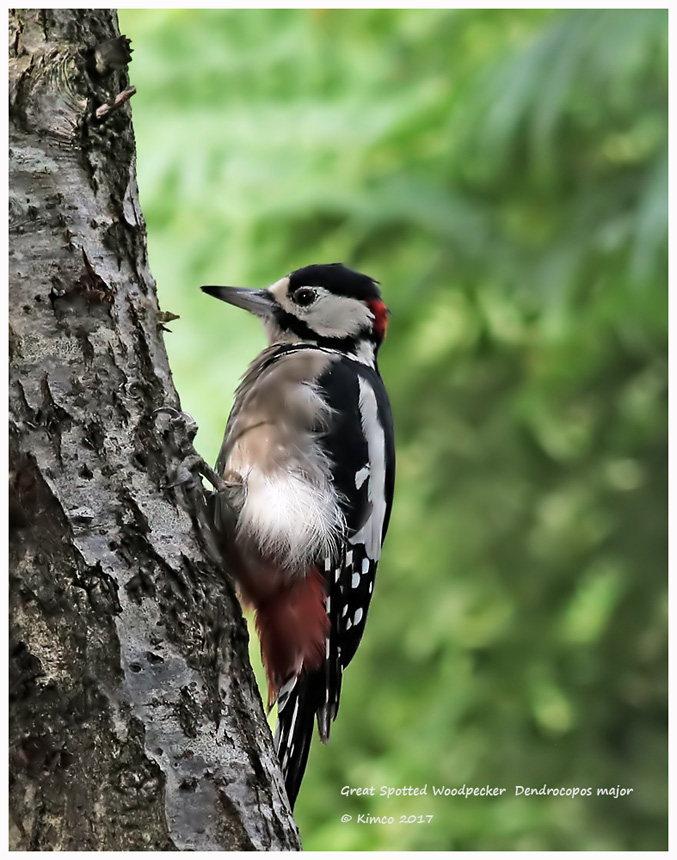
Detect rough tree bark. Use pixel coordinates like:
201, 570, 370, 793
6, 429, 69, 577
9, 8, 301, 851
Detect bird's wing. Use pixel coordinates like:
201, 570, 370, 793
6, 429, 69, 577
315, 357, 396, 739
273, 353, 395, 807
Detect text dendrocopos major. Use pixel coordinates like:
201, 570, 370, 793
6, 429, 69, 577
201, 263, 395, 809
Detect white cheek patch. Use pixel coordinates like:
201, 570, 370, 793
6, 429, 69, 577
236, 465, 345, 572
305, 292, 373, 339
269, 281, 374, 341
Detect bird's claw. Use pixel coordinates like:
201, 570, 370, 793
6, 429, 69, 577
152, 406, 242, 511
152, 405, 216, 492
152, 406, 198, 442
171, 453, 230, 494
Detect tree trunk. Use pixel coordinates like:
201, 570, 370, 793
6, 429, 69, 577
9, 8, 300, 851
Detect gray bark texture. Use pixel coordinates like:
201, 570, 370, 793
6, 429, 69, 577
9, 8, 301, 851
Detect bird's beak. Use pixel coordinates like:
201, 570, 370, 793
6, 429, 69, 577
201, 285, 276, 319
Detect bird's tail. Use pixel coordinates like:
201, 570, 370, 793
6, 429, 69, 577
255, 566, 329, 808
274, 672, 322, 809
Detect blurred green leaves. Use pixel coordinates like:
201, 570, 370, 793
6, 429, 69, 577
120, 8, 666, 850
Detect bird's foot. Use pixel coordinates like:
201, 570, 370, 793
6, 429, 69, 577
151, 405, 221, 493
169, 452, 229, 494
152, 406, 198, 446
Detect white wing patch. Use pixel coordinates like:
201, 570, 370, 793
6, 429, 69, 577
349, 376, 387, 561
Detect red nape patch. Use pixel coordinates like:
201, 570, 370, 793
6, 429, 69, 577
367, 298, 389, 339
255, 567, 329, 708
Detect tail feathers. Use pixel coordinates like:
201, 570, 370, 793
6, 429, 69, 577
317, 686, 340, 745
275, 672, 322, 809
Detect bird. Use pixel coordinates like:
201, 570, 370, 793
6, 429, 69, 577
201, 263, 395, 809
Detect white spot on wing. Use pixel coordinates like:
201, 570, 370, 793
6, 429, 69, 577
354, 607, 363, 625
355, 466, 370, 489
362, 558, 370, 574
351, 572, 360, 589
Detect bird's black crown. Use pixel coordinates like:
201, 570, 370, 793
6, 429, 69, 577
289, 263, 381, 302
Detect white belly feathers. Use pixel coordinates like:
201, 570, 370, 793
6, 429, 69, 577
233, 463, 344, 573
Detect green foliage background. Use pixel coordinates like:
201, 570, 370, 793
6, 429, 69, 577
119, 9, 667, 850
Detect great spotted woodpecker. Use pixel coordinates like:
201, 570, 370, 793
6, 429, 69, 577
202, 263, 395, 809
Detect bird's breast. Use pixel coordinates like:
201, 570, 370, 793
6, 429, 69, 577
218, 347, 345, 576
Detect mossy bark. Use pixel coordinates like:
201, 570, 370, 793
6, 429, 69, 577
9, 8, 300, 851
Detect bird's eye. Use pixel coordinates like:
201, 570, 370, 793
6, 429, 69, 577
293, 287, 317, 307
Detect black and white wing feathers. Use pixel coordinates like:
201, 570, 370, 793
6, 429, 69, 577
316, 357, 395, 739
275, 353, 395, 807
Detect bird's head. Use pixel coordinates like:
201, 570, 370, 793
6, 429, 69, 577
202, 263, 388, 362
